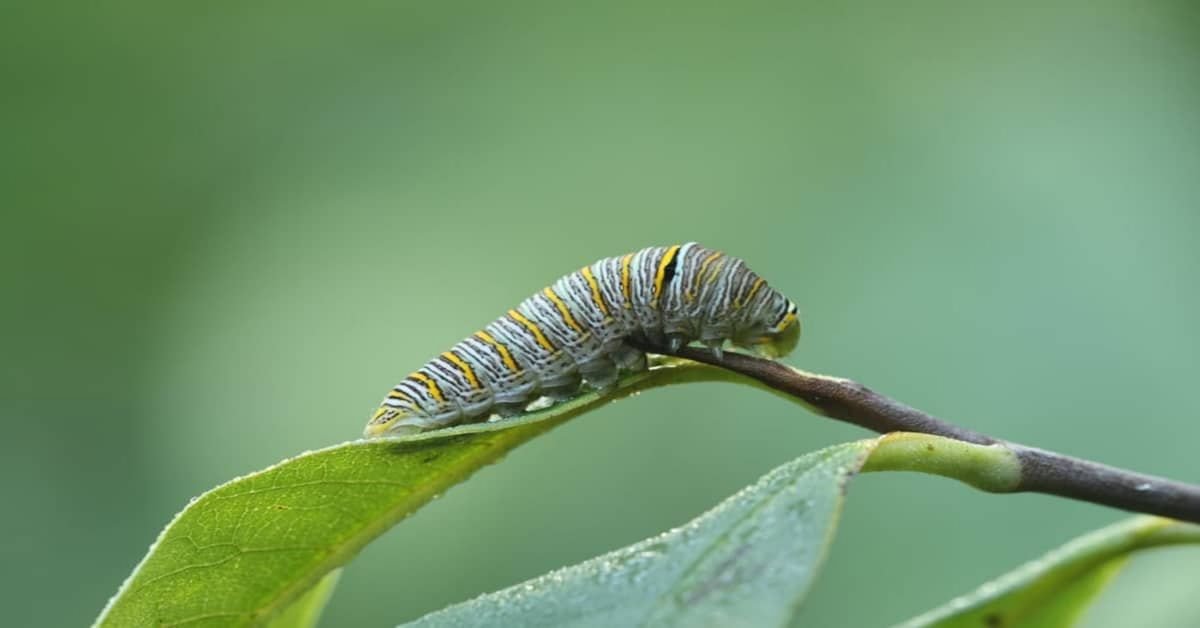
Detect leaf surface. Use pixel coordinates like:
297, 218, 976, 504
95, 359, 737, 627
898, 516, 1200, 628
404, 440, 876, 628
265, 570, 340, 628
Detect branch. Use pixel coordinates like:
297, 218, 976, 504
633, 342, 1200, 525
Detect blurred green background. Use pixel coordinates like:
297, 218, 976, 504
4, 2, 1199, 626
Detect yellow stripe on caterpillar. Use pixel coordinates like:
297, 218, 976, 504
543, 287, 585, 333
508, 309, 556, 351
409, 371, 446, 403
474, 331, 521, 372
441, 351, 482, 389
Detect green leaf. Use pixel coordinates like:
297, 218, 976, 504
402, 440, 876, 628
265, 569, 341, 628
400, 432, 1182, 628
93, 359, 749, 628
897, 516, 1200, 628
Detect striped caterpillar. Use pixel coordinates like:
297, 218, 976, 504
364, 243, 800, 437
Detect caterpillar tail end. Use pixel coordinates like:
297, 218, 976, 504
363, 407, 425, 439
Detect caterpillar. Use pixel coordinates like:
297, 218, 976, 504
364, 243, 800, 437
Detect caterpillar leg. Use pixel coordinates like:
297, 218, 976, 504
457, 402, 496, 424
699, 325, 730, 359
492, 402, 527, 418
541, 385, 582, 402
524, 395, 558, 411
393, 414, 456, 434
540, 370, 582, 399
579, 357, 619, 392
611, 344, 648, 372
640, 329, 666, 346
665, 332, 691, 352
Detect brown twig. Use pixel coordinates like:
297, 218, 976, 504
633, 341, 1200, 525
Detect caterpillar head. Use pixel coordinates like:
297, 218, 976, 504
363, 405, 426, 438
752, 301, 801, 358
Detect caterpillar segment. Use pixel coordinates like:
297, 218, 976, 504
365, 242, 800, 437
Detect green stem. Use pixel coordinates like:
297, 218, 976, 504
860, 433, 1021, 492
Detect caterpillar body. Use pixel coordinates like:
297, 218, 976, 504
364, 243, 800, 437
